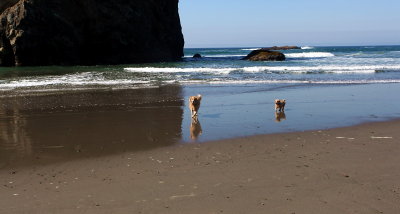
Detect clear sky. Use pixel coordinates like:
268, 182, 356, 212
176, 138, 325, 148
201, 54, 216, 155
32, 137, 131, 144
179, 0, 400, 48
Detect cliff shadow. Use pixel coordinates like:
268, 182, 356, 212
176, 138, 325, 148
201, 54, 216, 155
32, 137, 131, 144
0, 85, 184, 169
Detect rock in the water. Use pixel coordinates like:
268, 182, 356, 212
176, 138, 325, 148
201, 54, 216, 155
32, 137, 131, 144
193, 53, 202, 58
243, 50, 285, 61
0, 0, 184, 66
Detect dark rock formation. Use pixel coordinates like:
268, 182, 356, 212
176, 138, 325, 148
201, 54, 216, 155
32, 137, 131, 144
0, 0, 19, 14
193, 53, 202, 58
243, 50, 285, 61
263, 46, 301, 51
0, 0, 184, 66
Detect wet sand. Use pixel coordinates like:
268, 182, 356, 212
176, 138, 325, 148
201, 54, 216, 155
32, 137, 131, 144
0, 85, 185, 168
1, 119, 399, 214
1, 84, 400, 213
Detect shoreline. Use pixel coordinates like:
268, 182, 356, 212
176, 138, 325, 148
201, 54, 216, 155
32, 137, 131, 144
1, 83, 400, 169
1, 119, 399, 213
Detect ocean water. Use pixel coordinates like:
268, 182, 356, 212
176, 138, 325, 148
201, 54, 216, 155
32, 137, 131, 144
0, 45, 400, 92
1, 46, 400, 163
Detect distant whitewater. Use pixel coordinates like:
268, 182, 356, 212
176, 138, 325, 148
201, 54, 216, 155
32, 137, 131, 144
285, 52, 334, 58
0, 45, 400, 91
301, 46, 314, 50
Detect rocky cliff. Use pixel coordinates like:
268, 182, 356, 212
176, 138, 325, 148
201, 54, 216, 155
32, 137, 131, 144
0, 0, 19, 14
0, 0, 184, 66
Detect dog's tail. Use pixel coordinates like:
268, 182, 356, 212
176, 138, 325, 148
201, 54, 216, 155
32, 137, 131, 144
197, 94, 202, 100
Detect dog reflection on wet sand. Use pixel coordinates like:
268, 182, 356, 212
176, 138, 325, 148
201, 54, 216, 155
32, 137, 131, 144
190, 117, 202, 140
275, 111, 286, 122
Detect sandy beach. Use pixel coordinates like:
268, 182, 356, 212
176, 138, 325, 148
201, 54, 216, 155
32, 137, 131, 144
1, 119, 399, 213
0, 84, 399, 213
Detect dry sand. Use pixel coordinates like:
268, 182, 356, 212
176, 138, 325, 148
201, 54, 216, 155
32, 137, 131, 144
1, 119, 399, 214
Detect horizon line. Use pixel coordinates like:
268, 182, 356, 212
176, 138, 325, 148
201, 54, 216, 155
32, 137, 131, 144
183, 44, 400, 49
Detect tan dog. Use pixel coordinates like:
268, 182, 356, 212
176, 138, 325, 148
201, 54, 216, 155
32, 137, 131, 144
275, 99, 286, 112
189, 94, 202, 117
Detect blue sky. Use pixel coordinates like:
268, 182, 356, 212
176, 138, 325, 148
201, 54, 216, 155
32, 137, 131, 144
179, 0, 400, 48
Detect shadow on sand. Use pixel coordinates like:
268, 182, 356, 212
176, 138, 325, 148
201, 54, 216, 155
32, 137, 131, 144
0, 85, 184, 169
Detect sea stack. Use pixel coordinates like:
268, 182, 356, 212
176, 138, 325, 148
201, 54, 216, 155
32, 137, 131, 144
243, 49, 286, 61
0, 0, 184, 66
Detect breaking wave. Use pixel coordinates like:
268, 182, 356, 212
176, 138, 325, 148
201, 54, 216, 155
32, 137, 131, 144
0, 72, 148, 90
178, 79, 400, 85
125, 67, 236, 74
285, 52, 335, 58
241, 48, 260, 51
125, 65, 400, 74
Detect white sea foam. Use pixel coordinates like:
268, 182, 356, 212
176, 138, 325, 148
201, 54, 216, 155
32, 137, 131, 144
285, 52, 335, 58
125, 65, 400, 74
3, 63, 398, 91
325, 70, 377, 74
178, 79, 400, 85
243, 65, 400, 73
0, 79, 149, 89
125, 67, 236, 74
0, 72, 149, 90
2, 74, 399, 91
241, 48, 260, 51
301, 46, 314, 50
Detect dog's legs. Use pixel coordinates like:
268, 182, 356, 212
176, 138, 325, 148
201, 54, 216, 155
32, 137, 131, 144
192, 116, 198, 124
191, 110, 198, 118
